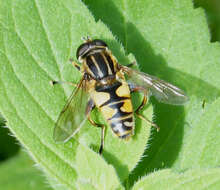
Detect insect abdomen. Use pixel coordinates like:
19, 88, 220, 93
103, 101, 134, 139
91, 80, 134, 139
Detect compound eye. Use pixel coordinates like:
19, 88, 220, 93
93, 39, 108, 47
76, 43, 89, 59
76, 39, 108, 59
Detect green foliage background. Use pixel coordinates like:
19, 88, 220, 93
0, 0, 220, 189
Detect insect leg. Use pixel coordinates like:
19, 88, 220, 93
50, 80, 77, 87
88, 116, 106, 154
69, 58, 81, 71
86, 99, 106, 155
50, 59, 81, 86
126, 61, 137, 68
136, 90, 148, 113
135, 112, 159, 132
129, 84, 160, 131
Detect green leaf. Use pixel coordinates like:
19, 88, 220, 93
2, 0, 220, 189
173, 97, 220, 169
194, 0, 220, 42
0, 151, 52, 190
133, 168, 220, 190
74, 145, 123, 190
0, 0, 153, 189
83, 0, 220, 186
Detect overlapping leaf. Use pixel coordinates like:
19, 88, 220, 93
0, 151, 52, 190
0, 0, 152, 189
133, 168, 220, 190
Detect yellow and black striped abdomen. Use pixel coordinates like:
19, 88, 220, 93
91, 80, 134, 139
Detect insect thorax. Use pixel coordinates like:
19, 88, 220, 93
83, 50, 118, 80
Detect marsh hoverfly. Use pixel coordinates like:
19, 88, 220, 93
52, 38, 188, 154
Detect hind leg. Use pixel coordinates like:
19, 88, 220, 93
129, 85, 159, 131
86, 99, 106, 155
88, 116, 106, 154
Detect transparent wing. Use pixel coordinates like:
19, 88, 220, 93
121, 66, 189, 105
53, 78, 89, 143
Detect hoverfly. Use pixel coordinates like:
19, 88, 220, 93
52, 38, 188, 154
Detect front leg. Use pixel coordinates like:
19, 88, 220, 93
69, 58, 81, 71
50, 59, 81, 86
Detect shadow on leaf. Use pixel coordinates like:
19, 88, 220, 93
83, 0, 220, 187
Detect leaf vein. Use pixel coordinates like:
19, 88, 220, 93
1, 43, 78, 173
0, 78, 75, 190
33, 0, 64, 84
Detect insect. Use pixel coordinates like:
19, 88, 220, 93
52, 38, 188, 154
